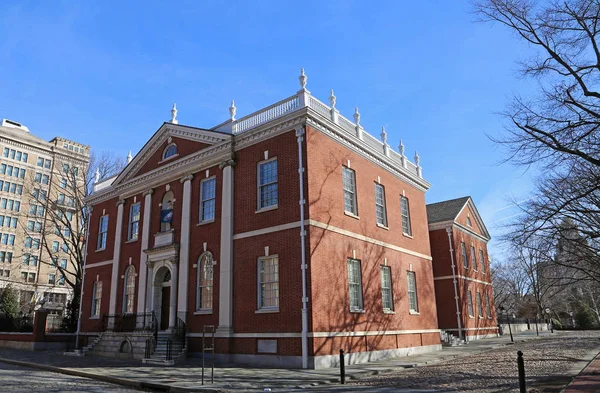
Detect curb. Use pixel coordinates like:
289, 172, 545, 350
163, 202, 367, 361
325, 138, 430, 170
0, 357, 226, 393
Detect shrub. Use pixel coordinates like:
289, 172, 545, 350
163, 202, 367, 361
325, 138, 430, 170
575, 307, 598, 329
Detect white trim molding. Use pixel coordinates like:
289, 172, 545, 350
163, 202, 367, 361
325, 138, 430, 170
309, 219, 432, 261
192, 328, 441, 339
84, 260, 114, 270
434, 275, 492, 286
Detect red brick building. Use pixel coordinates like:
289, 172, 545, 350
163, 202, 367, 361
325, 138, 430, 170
427, 197, 498, 342
78, 70, 475, 368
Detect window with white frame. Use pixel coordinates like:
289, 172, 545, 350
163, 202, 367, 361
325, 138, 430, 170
342, 167, 358, 215
400, 196, 412, 236
123, 265, 136, 314
461, 242, 468, 269
258, 159, 278, 210
467, 216, 472, 227
347, 258, 363, 311
467, 290, 474, 317
200, 177, 216, 222
485, 292, 492, 319
97, 215, 108, 250
471, 246, 477, 271
476, 292, 483, 317
381, 265, 393, 311
91, 281, 102, 317
407, 271, 419, 312
196, 253, 214, 311
480, 249, 486, 274
258, 255, 279, 309
374, 183, 387, 226
128, 203, 141, 241
162, 144, 178, 160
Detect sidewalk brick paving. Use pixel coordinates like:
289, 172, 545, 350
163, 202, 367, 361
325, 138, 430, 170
563, 353, 600, 393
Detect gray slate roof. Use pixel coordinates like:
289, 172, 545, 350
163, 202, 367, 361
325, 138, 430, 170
426, 196, 470, 224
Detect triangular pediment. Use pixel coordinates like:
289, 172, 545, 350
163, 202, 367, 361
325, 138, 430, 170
455, 198, 491, 241
114, 122, 231, 185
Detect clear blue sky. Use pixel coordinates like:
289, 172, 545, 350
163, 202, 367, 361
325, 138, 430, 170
0, 1, 539, 256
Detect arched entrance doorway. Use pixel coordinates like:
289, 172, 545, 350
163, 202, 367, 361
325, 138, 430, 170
154, 266, 172, 331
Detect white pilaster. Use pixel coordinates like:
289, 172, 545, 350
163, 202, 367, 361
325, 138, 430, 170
217, 160, 235, 334
169, 261, 178, 330
177, 174, 193, 322
109, 199, 126, 316
137, 189, 153, 314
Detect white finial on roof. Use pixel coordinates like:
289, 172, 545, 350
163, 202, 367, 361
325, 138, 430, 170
299, 68, 307, 90
414, 151, 422, 177
170, 103, 178, 124
329, 89, 336, 108
353, 107, 360, 126
399, 139, 405, 156
127, 151, 133, 163
94, 168, 100, 184
381, 127, 388, 145
229, 100, 236, 121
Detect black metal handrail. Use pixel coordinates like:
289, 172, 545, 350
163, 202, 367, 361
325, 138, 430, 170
145, 338, 152, 359
175, 316, 186, 341
166, 339, 172, 361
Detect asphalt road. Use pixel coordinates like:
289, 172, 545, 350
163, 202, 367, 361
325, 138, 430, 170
0, 361, 140, 393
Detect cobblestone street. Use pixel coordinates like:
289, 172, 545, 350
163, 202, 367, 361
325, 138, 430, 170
357, 331, 600, 393
0, 362, 139, 393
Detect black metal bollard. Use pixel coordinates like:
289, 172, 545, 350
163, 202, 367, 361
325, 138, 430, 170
517, 351, 526, 393
339, 349, 345, 384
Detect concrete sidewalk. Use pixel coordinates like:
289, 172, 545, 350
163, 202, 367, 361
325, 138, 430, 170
0, 331, 551, 392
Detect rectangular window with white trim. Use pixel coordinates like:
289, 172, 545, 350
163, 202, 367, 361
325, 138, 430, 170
467, 290, 474, 317
200, 177, 216, 222
480, 249, 486, 274
471, 245, 477, 271
91, 281, 102, 317
407, 271, 419, 312
97, 215, 108, 250
347, 258, 363, 311
342, 167, 358, 215
381, 265, 393, 311
476, 292, 483, 317
485, 292, 492, 319
128, 202, 141, 241
461, 242, 468, 269
374, 183, 387, 226
257, 158, 278, 210
258, 255, 279, 310
400, 196, 412, 236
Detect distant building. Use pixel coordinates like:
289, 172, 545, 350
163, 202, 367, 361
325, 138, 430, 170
427, 196, 498, 341
80, 70, 443, 368
0, 119, 89, 326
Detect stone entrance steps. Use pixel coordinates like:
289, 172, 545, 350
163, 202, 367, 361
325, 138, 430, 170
142, 332, 186, 366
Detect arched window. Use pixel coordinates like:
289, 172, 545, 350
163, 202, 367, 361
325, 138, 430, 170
160, 191, 174, 232
162, 144, 178, 160
123, 265, 136, 314
196, 252, 214, 311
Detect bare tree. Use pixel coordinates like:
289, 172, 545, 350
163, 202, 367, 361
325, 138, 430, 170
19, 151, 124, 330
476, 1, 600, 300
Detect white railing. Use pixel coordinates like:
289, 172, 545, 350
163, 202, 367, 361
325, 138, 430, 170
337, 115, 356, 136
308, 96, 331, 119
209, 90, 421, 178
225, 96, 301, 134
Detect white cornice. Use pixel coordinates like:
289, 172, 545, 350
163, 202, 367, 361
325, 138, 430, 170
428, 220, 490, 243
306, 116, 431, 192
88, 105, 430, 204
115, 123, 231, 186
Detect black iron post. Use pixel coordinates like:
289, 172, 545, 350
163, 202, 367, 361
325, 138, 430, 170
507, 316, 514, 342
339, 349, 345, 384
517, 351, 526, 393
